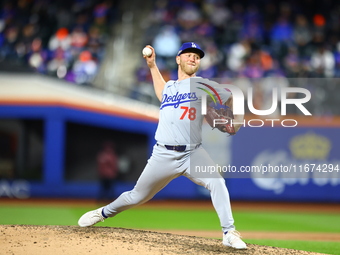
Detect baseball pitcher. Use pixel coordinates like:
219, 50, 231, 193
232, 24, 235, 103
78, 42, 247, 249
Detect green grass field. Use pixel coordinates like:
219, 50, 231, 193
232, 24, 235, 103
0, 204, 339, 254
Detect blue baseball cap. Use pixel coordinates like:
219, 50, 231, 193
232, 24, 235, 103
177, 42, 205, 58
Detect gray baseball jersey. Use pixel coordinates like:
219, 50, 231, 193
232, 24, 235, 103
103, 77, 235, 233
155, 77, 231, 145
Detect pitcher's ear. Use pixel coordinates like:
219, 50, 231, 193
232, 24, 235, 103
176, 56, 180, 65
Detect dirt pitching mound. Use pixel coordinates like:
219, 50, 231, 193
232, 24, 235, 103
0, 225, 327, 255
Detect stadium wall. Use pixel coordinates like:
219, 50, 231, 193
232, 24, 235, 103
0, 74, 339, 202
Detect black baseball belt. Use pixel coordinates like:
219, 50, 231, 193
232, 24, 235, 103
164, 145, 187, 152
157, 143, 201, 152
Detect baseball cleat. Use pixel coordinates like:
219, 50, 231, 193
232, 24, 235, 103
78, 207, 106, 227
223, 230, 247, 249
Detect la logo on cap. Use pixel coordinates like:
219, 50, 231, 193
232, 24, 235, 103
191, 43, 197, 48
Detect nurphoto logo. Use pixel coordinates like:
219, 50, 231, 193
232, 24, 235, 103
201, 84, 312, 128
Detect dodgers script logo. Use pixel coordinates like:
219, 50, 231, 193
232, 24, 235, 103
160, 92, 198, 109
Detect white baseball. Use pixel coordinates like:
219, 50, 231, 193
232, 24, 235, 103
142, 47, 152, 57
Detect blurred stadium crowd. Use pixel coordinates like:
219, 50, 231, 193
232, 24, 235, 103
1, 0, 340, 114
0, 0, 118, 84
138, 0, 340, 80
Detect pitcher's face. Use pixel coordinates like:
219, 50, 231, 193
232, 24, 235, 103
177, 52, 201, 76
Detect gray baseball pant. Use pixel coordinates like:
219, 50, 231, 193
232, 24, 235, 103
103, 144, 235, 232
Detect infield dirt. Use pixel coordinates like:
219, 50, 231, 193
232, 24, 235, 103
0, 225, 330, 255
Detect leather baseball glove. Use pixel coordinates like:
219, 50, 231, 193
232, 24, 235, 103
205, 106, 236, 135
